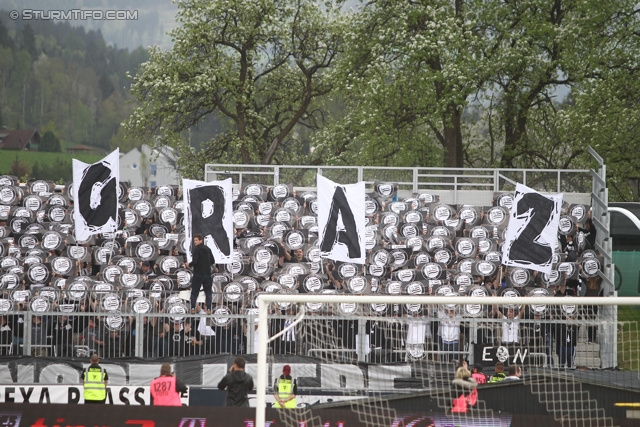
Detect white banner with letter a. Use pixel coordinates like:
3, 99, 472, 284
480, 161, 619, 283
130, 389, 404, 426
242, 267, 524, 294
317, 174, 365, 264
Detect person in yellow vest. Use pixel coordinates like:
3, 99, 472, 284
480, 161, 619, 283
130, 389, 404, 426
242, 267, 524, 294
150, 363, 187, 406
82, 354, 108, 404
273, 365, 297, 409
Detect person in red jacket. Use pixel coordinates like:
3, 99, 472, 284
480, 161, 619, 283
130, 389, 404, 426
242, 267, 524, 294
150, 363, 187, 406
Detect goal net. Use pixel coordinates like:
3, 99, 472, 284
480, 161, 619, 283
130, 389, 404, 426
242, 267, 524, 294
255, 295, 640, 427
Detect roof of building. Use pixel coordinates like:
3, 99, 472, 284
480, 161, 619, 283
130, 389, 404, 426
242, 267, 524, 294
0, 129, 39, 150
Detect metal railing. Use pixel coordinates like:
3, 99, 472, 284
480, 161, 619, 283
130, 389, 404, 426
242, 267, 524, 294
0, 307, 606, 370
204, 165, 592, 204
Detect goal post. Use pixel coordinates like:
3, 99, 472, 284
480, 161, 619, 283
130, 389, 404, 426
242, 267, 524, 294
256, 294, 640, 427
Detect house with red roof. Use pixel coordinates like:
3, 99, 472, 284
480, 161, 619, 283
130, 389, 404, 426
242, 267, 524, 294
0, 129, 40, 150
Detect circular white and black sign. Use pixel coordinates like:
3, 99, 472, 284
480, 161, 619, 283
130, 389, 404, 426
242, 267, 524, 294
175, 268, 193, 289
496, 193, 514, 210
370, 248, 391, 267
51, 257, 74, 276
282, 197, 301, 214
98, 292, 121, 312
278, 274, 297, 290
65, 280, 90, 301
120, 273, 142, 289
102, 265, 123, 284
396, 269, 416, 283
153, 195, 172, 209
469, 226, 489, 239
399, 223, 419, 238
157, 256, 180, 274
558, 215, 574, 235
132, 297, 152, 313
509, 268, 531, 287
212, 306, 232, 326
455, 273, 474, 288
23, 194, 43, 212
569, 204, 587, 224
337, 263, 358, 279
223, 282, 245, 303
425, 235, 446, 253
433, 248, 453, 265
367, 264, 385, 277
135, 241, 157, 261
421, 263, 444, 279
581, 258, 600, 277
404, 281, 424, 295
128, 187, 145, 201
375, 182, 397, 199
528, 287, 550, 315
303, 274, 324, 293
0, 186, 18, 205
156, 185, 174, 197
384, 281, 402, 295
477, 238, 493, 255
232, 210, 251, 229
404, 210, 423, 224
42, 231, 64, 251
365, 197, 379, 216
338, 302, 358, 315
0, 273, 20, 290
29, 296, 50, 312
116, 257, 137, 273
476, 261, 497, 277
380, 212, 400, 227
244, 184, 265, 198
94, 247, 113, 265
132, 200, 154, 218
388, 202, 408, 216
47, 205, 67, 223
455, 238, 476, 258
542, 270, 562, 287
11, 290, 31, 303
558, 262, 576, 278
105, 313, 125, 331
458, 206, 478, 225
27, 264, 50, 284
30, 180, 52, 194
346, 276, 367, 294
67, 245, 90, 261
271, 184, 290, 201
122, 208, 142, 229
18, 234, 38, 249
433, 204, 454, 221
285, 230, 305, 250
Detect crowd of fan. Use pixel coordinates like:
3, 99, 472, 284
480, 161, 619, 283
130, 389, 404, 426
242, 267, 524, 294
0, 178, 603, 359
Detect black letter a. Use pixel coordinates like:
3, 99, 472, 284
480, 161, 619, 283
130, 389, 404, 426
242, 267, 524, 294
321, 186, 361, 258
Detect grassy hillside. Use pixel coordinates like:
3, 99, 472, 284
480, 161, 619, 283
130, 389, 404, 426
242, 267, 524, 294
0, 150, 104, 182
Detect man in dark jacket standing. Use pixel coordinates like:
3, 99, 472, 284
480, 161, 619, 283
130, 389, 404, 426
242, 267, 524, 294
217, 356, 254, 407
186, 234, 216, 314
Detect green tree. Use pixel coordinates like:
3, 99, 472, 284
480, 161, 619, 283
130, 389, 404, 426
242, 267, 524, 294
463, 0, 640, 174
21, 24, 37, 59
39, 130, 62, 152
318, 0, 482, 168
126, 0, 346, 176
